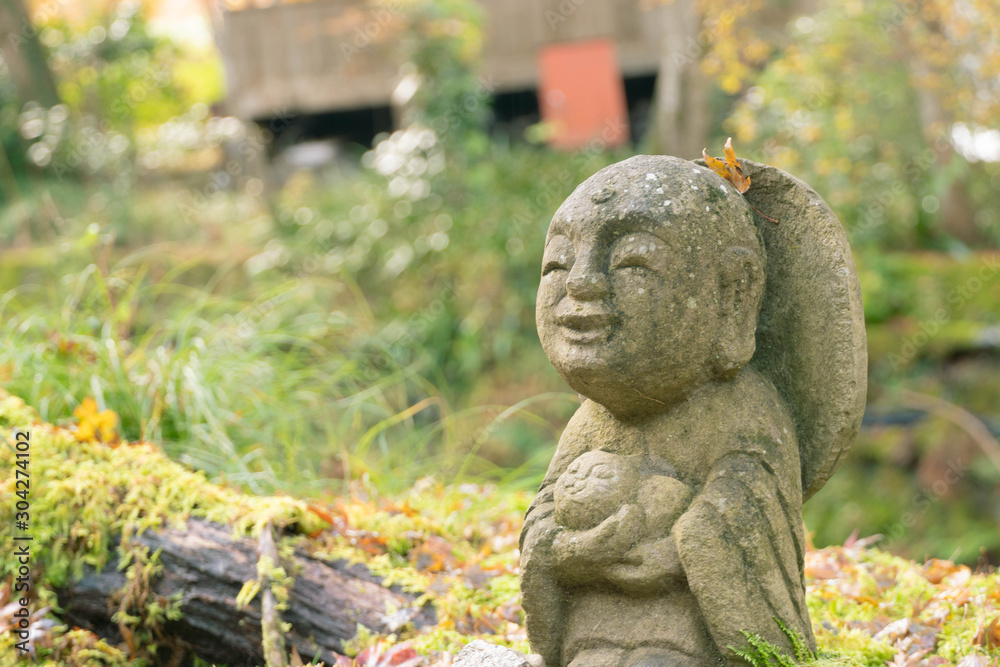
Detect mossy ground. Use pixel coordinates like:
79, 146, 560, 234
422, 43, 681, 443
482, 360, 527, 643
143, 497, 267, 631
1, 388, 998, 666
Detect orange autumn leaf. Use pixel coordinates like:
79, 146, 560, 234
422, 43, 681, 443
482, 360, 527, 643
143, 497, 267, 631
921, 558, 960, 585
73, 397, 119, 445
306, 504, 336, 525
703, 137, 751, 194
305, 504, 337, 537
974, 616, 1000, 649
411, 535, 457, 573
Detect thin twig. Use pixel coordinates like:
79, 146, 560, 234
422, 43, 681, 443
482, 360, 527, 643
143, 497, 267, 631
747, 200, 779, 224
899, 390, 1000, 477
631, 387, 667, 406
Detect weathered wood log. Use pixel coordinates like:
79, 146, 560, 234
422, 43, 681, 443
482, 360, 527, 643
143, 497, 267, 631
57, 518, 435, 666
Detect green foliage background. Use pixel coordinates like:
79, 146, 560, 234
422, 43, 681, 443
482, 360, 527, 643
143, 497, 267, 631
0, 0, 998, 587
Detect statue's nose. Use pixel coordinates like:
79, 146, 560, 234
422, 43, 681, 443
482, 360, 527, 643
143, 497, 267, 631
565, 264, 610, 301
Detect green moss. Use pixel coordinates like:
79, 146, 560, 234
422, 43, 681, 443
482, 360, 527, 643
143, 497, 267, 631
805, 546, 1000, 665
0, 629, 130, 667
108, 545, 184, 664
0, 388, 329, 663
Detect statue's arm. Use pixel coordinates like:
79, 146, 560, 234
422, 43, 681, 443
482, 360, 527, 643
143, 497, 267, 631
520, 485, 565, 667
602, 476, 693, 592
520, 429, 589, 667
553, 502, 643, 563
602, 530, 683, 593
674, 450, 813, 664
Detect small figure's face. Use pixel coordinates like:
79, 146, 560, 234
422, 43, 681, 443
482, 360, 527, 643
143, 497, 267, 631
553, 451, 637, 530
536, 198, 721, 419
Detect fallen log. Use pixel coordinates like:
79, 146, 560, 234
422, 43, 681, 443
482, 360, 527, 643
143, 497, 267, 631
57, 517, 435, 666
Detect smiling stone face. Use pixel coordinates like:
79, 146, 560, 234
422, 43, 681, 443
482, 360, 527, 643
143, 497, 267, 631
553, 450, 639, 530
536, 155, 764, 420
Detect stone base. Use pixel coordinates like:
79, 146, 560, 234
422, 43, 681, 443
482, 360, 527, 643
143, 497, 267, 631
454, 640, 545, 667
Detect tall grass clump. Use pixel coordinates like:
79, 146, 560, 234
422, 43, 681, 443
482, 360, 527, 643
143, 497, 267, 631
0, 234, 563, 495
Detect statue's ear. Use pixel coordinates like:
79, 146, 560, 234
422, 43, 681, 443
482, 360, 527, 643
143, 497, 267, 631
714, 246, 764, 379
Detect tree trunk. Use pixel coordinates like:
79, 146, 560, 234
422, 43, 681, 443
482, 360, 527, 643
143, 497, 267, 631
0, 0, 60, 107
649, 0, 707, 159
57, 518, 436, 666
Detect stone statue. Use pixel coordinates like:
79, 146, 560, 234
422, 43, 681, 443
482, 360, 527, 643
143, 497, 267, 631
519, 155, 867, 667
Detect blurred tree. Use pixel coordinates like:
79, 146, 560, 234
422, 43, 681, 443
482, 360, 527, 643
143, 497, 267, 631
724, 0, 1000, 247
2, 0, 221, 187
643, 0, 815, 158
646, 0, 707, 159
396, 0, 487, 148
0, 0, 59, 106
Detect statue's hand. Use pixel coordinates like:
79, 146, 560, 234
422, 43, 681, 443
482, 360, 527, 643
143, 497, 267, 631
604, 535, 684, 594
552, 504, 643, 574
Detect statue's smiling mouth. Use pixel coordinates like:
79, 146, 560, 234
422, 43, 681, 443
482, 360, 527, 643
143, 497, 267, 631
556, 310, 619, 344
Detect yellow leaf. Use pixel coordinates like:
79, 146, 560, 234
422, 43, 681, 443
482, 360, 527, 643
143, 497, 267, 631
73, 397, 120, 444
702, 137, 751, 193
720, 74, 742, 94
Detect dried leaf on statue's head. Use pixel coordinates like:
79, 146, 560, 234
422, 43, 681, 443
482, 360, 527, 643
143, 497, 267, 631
703, 137, 751, 194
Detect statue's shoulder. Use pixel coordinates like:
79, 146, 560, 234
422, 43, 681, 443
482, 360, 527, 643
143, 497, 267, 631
715, 370, 801, 476
546, 401, 611, 479
729, 369, 796, 439
649, 371, 798, 479
561, 399, 649, 452
560, 398, 614, 440
542, 400, 642, 486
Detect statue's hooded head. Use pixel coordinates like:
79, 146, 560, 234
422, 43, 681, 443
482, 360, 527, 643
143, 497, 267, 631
536, 155, 766, 421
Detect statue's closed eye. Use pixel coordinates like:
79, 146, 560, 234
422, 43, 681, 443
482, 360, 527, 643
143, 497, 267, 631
609, 232, 665, 274
610, 254, 652, 271
542, 236, 575, 276
543, 257, 569, 276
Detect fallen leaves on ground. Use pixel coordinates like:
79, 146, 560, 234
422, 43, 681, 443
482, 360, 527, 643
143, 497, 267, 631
975, 618, 1000, 650
299, 493, 1000, 667
335, 641, 423, 667
807, 536, 1000, 666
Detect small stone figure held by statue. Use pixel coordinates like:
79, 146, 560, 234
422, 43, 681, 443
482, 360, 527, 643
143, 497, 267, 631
519, 154, 867, 667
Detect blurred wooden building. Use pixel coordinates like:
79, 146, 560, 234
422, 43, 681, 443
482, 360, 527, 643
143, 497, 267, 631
214, 0, 661, 146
